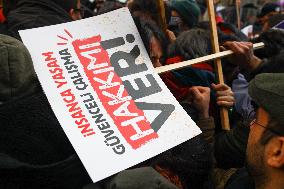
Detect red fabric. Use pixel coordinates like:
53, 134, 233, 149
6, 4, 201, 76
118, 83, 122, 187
216, 15, 224, 24
0, 9, 6, 23
160, 73, 190, 101
166, 56, 184, 65
166, 56, 213, 72
163, 56, 218, 119
155, 165, 183, 189
162, 56, 213, 101
163, 56, 190, 101
219, 25, 233, 35
191, 63, 214, 72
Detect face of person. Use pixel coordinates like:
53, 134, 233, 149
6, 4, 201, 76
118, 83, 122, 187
246, 106, 284, 188
126, 0, 133, 7
169, 10, 189, 34
262, 21, 270, 32
170, 10, 182, 27
149, 36, 163, 68
96, 0, 105, 11
246, 107, 270, 177
70, 0, 82, 20
260, 11, 279, 25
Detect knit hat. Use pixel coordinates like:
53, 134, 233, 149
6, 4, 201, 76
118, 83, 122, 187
196, 0, 207, 15
0, 34, 39, 103
248, 73, 284, 125
258, 3, 280, 18
171, 0, 201, 28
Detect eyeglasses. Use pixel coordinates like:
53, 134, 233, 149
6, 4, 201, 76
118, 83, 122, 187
73, 7, 85, 17
250, 119, 282, 136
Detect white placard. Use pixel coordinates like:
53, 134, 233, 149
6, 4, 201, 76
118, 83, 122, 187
19, 8, 201, 182
241, 25, 253, 37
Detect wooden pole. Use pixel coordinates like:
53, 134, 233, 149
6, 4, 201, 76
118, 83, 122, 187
156, 0, 167, 33
155, 42, 264, 74
207, 0, 230, 130
236, 0, 241, 29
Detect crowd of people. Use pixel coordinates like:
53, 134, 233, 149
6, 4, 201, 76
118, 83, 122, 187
0, 0, 283, 189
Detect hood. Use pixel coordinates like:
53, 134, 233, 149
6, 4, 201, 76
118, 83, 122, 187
6, 0, 73, 40
0, 34, 40, 103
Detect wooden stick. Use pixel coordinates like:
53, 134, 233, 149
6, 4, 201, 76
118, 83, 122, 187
156, 0, 167, 33
155, 42, 264, 74
208, 0, 230, 130
236, 0, 241, 30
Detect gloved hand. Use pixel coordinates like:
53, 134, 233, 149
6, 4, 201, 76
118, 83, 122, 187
83, 167, 180, 189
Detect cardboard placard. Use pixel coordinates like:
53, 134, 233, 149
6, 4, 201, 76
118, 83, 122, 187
19, 8, 201, 182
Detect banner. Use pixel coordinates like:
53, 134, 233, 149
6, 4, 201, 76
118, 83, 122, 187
19, 8, 201, 182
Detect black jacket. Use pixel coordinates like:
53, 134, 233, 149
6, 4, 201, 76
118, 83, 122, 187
0, 92, 91, 188
225, 168, 254, 189
214, 122, 250, 169
0, 22, 8, 35
5, 0, 72, 40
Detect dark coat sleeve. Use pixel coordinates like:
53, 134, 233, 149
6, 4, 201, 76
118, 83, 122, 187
197, 117, 215, 146
214, 121, 250, 169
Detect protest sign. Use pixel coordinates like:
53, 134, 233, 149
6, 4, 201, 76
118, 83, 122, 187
19, 8, 201, 182
241, 25, 253, 38
273, 20, 284, 31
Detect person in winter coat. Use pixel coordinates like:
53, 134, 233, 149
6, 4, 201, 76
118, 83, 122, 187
3, 0, 82, 40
